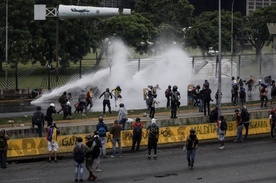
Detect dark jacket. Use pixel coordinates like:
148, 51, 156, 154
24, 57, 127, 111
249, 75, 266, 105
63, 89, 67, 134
96, 122, 108, 137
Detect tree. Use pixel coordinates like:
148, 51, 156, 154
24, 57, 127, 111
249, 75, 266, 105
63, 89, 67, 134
242, 6, 276, 57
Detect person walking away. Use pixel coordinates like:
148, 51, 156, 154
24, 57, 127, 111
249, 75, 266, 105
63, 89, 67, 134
147, 118, 159, 159
78, 90, 87, 112
46, 123, 60, 162
32, 106, 45, 137
63, 101, 72, 120
241, 106, 250, 139
118, 103, 128, 130
198, 88, 204, 112
217, 115, 227, 149
45, 103, 57, 127
184, 129, 198, 170
57, 92, 68, 114
170, 85, 180, 119
231, 84, 239, 105
131, 117, 143, 151
85, 135, 97, 181
96, 116, 108, 158
149, 95, 159, 119
111, 85, 122, 107
110, 120, 122, 158
0, 129, 9, 169
73, 137, 93, 183
260, 84, 268, 107
234, 109, 243, 142
99, 88, 113, 114
270, 80, 276, 105
269, 109, 276, 139
165, 85, 172, 108
202, 85, 213, 116
215, 89, 222, 108
86, 88, 94, 109
92, 131, 103, 172
239, 87, 246, 108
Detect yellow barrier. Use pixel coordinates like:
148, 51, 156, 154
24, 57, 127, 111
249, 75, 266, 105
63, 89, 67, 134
7, 119, 270, 158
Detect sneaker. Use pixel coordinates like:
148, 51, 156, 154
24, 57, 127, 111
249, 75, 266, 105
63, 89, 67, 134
48, 159, 51, 163
219, 146, 225, 150
54, 159, 58, 163
95, 168, 102, 172
147, 156, 151, 160
103, 156, 108, 159
119, 155, 122, 158
74, 178, 78, 182
154, 155, 157, 160
79, 179, 84, 182
111, 155, 115, 158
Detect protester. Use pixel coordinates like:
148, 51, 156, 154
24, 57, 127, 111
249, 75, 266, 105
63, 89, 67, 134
92, 131, 102, 172
85, 135, 97, 181
78, 90, 87, 112
63, 101, 72, 120
111, 85, 122, 107
271, 80, 276, 105
217, 115, 227, 149
96, 116, 108, 158
165, 85, 172, 108
99, 88, 113, 114
170, 85, 180, 119
32, 106, 45, 137
260, 84, 268, 107
118, 103, 128, 130
45, 103, 57, 127
86, 88, 94, 110
147, 118, 159, 159
46, 123, 60, 163
0, 129, 8, 169
269, 109, 276, 139
202, 85, 213, 116
57, 91, 68, 114
241, 106, 250, 139
185, 129, 198, 170
234, 109, 243, 142
131, 117, 143, 151
110, 120, 122, 158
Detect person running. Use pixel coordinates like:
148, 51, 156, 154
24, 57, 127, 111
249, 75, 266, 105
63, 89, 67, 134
57, 92, 68, 114
99, 88, 113, 114
184, 129, 198, 170
147, 118, 159, 159
86, 88, 94, 109
45, 103, 57, 127
78, 90, 87, 112
111, 85, 122, 107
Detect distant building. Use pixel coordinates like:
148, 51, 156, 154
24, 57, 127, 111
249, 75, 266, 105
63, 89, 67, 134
247, 0, 276, 15
100, 0, 134, 9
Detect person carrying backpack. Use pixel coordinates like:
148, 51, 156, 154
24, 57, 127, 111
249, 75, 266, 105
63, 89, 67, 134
217, 115, 227, 150
91, 131, 102, 172
147, 118, 159, 159
73, 137, 93, 183
269, 109, 276, 139
184, 129, 198, 170
85, 135, 98, 181
96, 116, 108, 158
131, 117, 143, 151
32, 106, 45, 137
0, 129, 9, 169
241, 106, 250, 139
239, 87, 246, 108
170, 85, 180, 119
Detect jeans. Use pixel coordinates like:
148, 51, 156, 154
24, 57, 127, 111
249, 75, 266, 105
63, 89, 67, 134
0, 150, 7, 168
112, 138, 122, 156
74, 161, 84, 180
187, 149, 196, 167
243, 122, 250, 139
119, 118, 127, 130
99, 137, 107, 157
236, 124, 244, 141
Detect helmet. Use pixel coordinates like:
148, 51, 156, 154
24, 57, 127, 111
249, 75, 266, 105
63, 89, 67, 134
190, 129, 195, 133
173, 85, 178, 90
106, 88, 109, 92
66, 101, 70, 105
151, 118, 156, 124
50, 103, 55, 107
168, 85, 171, 88
259, 79, 262, 82
119, 103, 124, 107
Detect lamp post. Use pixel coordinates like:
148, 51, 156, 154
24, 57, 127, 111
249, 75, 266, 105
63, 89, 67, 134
218, 0, 222, 117
5, 0, 8, 89
230, 0, 235, 78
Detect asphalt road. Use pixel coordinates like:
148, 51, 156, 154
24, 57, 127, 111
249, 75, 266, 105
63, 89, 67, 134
0, 137, 275, 183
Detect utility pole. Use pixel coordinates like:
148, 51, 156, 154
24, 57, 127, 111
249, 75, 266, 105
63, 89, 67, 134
218, 0, 222, 118
5, 0, 9, 89
230, 0, 235, 78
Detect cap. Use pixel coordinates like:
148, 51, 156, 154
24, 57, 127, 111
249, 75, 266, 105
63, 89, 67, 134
50, 103, 55, 107
136, 117, 141, 122
119, 103, 124, 107
190, 129, 195, 133
151, 118, 156, 124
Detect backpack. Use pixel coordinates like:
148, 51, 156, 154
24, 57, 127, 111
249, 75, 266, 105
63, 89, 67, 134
34, 112, 42, 125
133, 124, 142, 137
241, 110, 250, 121
220, 120, 227, 131
58, 96, 63, 103
98, 125, 106, 136
91, 138, 101, 159
0, 136, 7, 149
74, 144, 86, 163
171, 92, 179, 102
165, 89, 170, 97
240, 90, 246, 99
149, 124, 158, 138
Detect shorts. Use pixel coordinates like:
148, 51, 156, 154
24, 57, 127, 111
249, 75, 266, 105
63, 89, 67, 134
48, 141, 59, 152
218, 133, 225, 141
